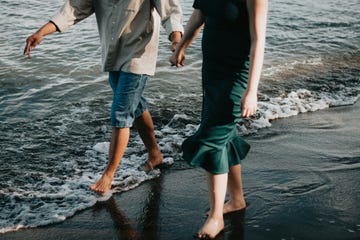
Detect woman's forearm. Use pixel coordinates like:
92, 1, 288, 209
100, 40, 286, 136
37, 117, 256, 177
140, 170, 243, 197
176, 9, 205, 51
170, 9, 205, 67
246, 0, 268, 93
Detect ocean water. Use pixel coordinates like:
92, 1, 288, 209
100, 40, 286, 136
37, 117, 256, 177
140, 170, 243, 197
0, 0, 359, 234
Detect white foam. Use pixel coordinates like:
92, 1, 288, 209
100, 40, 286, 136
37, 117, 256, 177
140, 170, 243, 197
93, 142, 109, 154
237, 89, 358, 135
0, 142, 173, 234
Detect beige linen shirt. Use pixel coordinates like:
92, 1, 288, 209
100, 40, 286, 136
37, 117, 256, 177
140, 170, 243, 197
51, 0, 183, 75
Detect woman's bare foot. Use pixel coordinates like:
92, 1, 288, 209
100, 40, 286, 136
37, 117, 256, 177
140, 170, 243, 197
223, 199, 246, 214
196, 217, 224, 239
90, 174, 113, 194
205, 199, 246, 216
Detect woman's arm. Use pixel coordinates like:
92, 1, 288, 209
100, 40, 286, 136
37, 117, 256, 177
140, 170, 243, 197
169, 9, 205, 67
241, 0, 268, 117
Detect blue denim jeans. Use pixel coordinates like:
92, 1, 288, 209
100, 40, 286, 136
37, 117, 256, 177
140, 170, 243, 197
108, 71, 149, 128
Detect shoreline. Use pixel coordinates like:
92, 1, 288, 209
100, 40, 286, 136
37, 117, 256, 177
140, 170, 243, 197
2, 102, 359, 240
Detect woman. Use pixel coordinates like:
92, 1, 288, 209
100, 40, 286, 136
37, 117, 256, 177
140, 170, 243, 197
170, 0, 268, 238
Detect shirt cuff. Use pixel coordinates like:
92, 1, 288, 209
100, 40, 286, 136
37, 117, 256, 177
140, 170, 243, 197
49, 20, 60, 32
164, 21, 184, 41
50, 12, 72, 33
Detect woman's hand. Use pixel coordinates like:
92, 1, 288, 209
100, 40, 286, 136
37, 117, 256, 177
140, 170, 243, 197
169, 9, 205, 68
240, 90, 258, 117
240, 0, 268, 117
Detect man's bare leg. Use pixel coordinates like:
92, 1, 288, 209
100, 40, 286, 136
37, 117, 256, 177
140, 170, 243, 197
90, 127, 130, 194
224, 164, 246, 214
134, 110, 163, 171
197, 172, 226, 239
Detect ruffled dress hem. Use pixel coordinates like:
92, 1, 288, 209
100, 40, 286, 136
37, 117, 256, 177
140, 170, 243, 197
182, 133, 250, 174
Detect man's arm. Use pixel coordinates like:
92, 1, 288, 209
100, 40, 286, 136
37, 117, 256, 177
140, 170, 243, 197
169, 31, 182, 52
24, 0, 94, 57
24, 21, 58, 57
154, 0, 184, 51
51, 0, 94, 33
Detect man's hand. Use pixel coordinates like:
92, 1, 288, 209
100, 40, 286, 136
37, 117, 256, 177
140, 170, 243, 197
23, 21, 58, 57
24, 33, 43, 57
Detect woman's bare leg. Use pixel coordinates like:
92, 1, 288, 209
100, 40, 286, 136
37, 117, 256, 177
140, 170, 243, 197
224, 164, 246, 214
197, 172, 227, 238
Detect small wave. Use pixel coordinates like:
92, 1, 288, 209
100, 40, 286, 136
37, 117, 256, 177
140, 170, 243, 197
237, 89, 358, 135
278, 182, 331, 197
321, 156, 360, 172
321, 163, 360, 172
263, 57, 323, 77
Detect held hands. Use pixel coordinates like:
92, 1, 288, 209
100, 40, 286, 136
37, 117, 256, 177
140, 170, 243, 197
240, 90, 258, 118
169, 48, 185, 67
169, 31, 185, 67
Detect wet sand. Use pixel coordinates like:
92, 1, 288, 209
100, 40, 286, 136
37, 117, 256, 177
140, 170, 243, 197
2, 102, 359, 240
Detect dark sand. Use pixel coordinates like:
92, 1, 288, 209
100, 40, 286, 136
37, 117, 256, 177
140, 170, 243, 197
2, 102, 359, 240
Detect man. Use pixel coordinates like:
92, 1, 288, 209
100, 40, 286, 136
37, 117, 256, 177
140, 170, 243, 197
24, 0, 183, 194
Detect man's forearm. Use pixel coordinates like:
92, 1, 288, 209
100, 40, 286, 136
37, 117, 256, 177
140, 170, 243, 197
35, 21, 58, 37
170, 31, 182, 43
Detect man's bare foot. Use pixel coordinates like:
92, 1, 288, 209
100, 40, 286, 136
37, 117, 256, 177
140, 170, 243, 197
196, 217, 224, 239
139, 153, 163, 173
223, 199, 246, 214
90, 174, 113, 194
148, 152, 163, 167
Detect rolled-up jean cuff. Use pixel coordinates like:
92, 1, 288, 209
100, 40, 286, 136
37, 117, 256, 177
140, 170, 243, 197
109, 71, 149, 128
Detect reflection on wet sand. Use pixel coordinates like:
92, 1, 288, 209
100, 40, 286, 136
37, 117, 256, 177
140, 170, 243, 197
226, 210, 245, 240
93, 176, 163, 240
94, 175, 246, 240
94, 197, 138, 240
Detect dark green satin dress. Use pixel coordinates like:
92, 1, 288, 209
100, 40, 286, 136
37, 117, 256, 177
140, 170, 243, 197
182, 0, 251, 174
